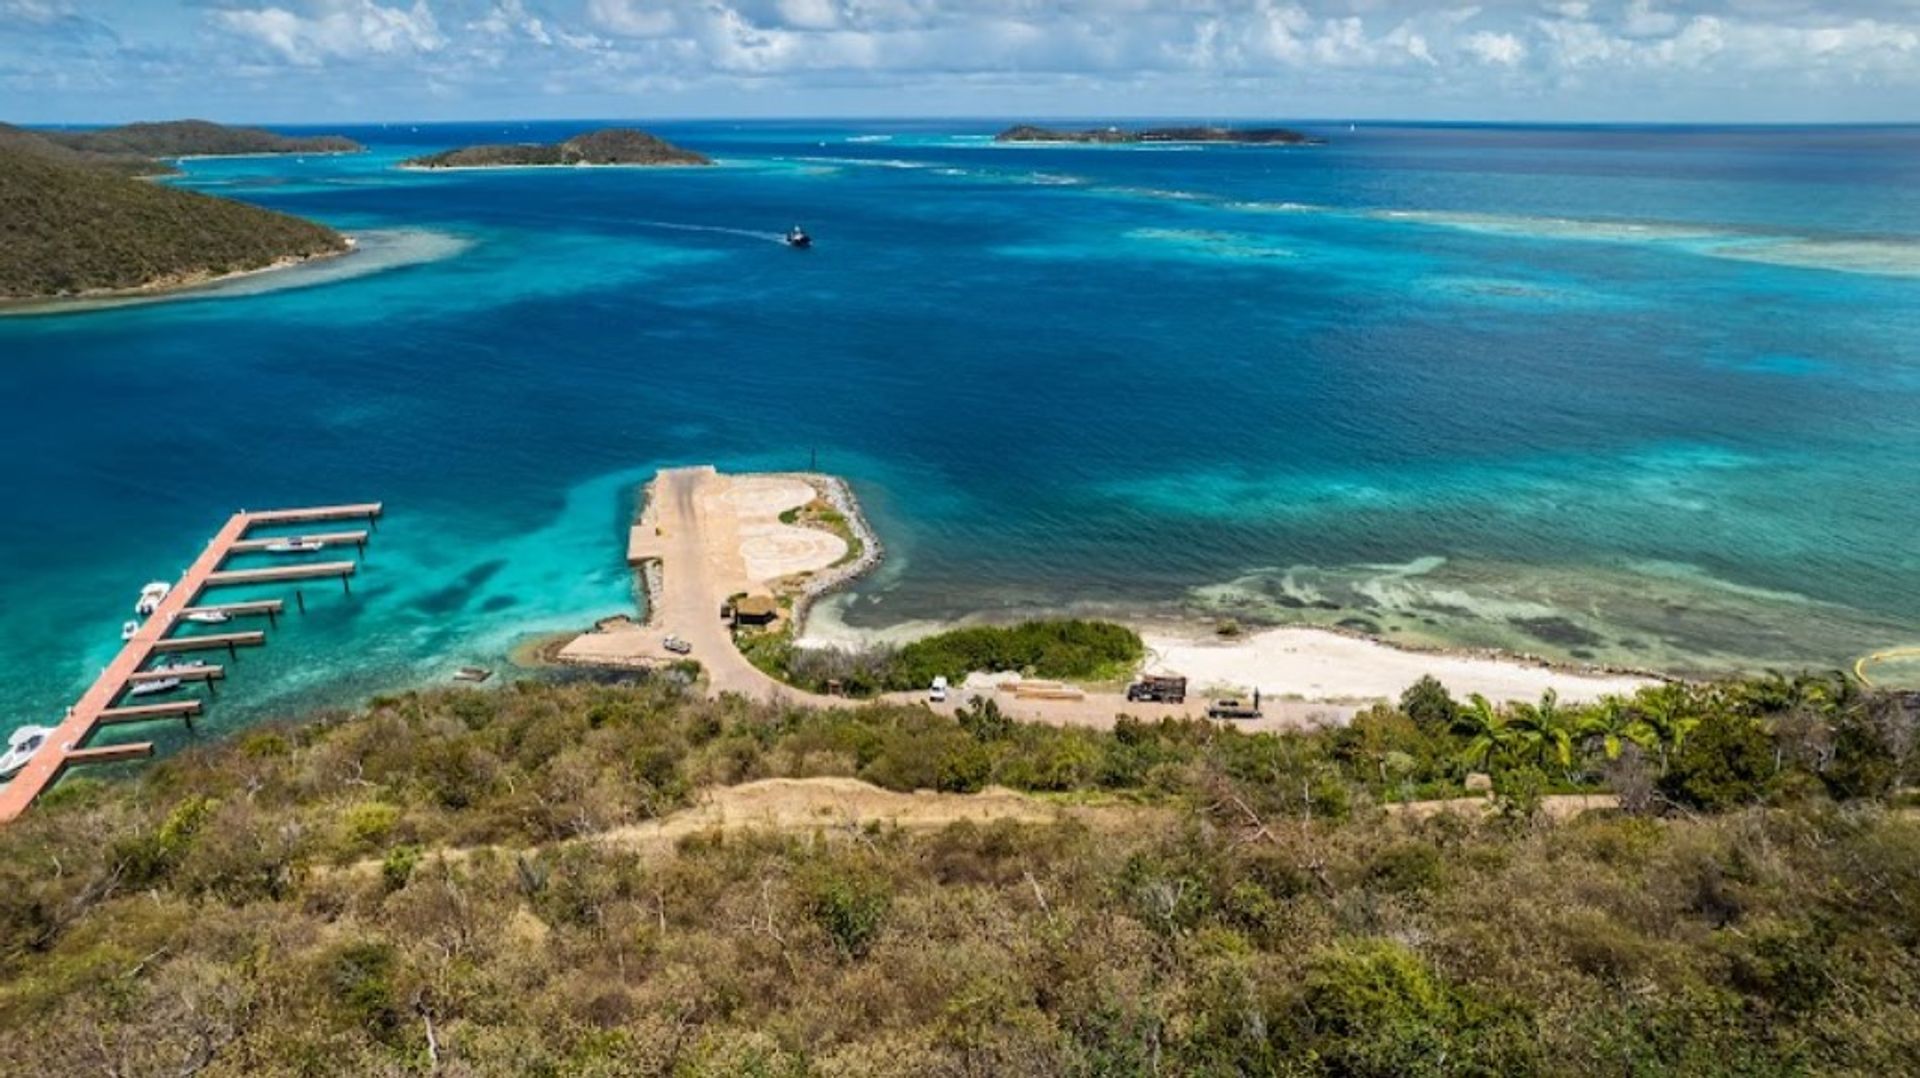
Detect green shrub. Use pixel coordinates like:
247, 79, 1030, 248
802, 861, 892, 959
1663, 711, 1776, 810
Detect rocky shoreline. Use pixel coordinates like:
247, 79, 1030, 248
788, 473, 884, 636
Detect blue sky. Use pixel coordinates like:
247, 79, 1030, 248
5, 1, 1918, 124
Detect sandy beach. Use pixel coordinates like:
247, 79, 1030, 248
0, 229, 469, 318
800, 607, 1660, 707
1139, 624, 1658, 704
0, 241, 357, 316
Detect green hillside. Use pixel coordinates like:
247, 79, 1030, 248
42, 119, 362, 158
1, 670, 1916, 1073
0, 145, 348, 300
0, 122, 171, 176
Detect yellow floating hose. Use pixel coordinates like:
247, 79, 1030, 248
1855, 647, 1920, 688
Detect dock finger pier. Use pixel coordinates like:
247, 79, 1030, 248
0, 502, 383, 823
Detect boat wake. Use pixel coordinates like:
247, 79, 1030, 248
633, 220, 791, 246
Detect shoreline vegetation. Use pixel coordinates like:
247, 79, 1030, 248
3, 670, 1917, 1072
0, 118, 360, 302
0, 240, 359, 314
551, 469, 1669, 710
402, 127, 712, 169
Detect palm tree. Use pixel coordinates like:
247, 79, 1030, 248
1509, 689, 1579, 779
1453, 694, 1521, 771
1633, 683, 1700, 773
1577, 694, 1655, 762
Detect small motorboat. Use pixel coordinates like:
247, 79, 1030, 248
785, 225, 812, 249
135, 580, 171, 615
0, 725, 54, 781
264, 537, 326, 554
121, 620, 140, 642
453, 666, 493, 683
128, 676, 182, 697
184, 610, 231, 625
129, 661, 190, 697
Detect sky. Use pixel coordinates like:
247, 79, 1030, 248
4, 0, 1919, 124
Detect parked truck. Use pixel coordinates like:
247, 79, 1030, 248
1126, 674, 1188, 704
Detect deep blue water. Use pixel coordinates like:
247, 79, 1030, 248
4, 119, 1919, 752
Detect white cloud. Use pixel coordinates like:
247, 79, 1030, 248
214, 0, 444, 66
1622, 0, 1678, 39
471, 0, 550, 46
13, 0, 1916, 121
1463, 30, 1526, 65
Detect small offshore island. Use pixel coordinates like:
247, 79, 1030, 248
996, 123, 1322, 145
403, 127, 712, 169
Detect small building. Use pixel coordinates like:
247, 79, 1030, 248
732, 594, 781, 628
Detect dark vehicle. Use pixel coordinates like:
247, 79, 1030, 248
785, 225, 812, 249
1207, 690, 1263, 720
1126, 674, 1188, 704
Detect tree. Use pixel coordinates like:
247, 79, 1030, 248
1633, 683, 1701, 773
1452, 695, 1520, 772
1507, 690, 1576, 776
1578, 695, 1654, 762
1400, 676, 1458, 734
1660, 709, 1775, 810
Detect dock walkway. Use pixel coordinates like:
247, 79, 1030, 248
0, 503, 381, 822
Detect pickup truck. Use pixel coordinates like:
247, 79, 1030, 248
1126, 674, 1187, 704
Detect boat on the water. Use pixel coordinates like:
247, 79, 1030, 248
135, 580, 170, 615
1, 725, 54, 780
121, 620, 140, 641
129, 661, 190, 697
785, 225, 812, 249
185, 610, 231, 625
128, 677, 182, 697
264, 537, 326, 554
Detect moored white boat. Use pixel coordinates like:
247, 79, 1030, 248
0, 725, 54, 780
135, 580, 171, 615
264, 537, 326, 554
121, 620, 140, 641
128, 675, 182, 697
184, 610, 231, 625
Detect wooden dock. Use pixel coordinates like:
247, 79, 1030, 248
0, 502, 381, 823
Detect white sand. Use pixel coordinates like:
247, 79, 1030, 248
1143, 625, 1656, 705
727, 476, 848, 584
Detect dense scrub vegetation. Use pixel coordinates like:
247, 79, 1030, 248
41, 119, 361, 158
1, 672, 1916, 1075
405, 128, 711, 169
0, 121, 170, 176
749, 618, 1146, 696
0, 145, 347, 299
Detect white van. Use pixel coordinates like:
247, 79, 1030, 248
929, 676, 949, 703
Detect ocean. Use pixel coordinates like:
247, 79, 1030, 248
4, 119, 1919, 751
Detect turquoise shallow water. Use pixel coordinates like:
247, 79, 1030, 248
4, 120, 1920, 754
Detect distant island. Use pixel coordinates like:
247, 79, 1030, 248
0, 126, 350, 303
2, 119, 362, 179
402, 127, 712, 169
996, 124, 1322, 146
41, 119, 362, 160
